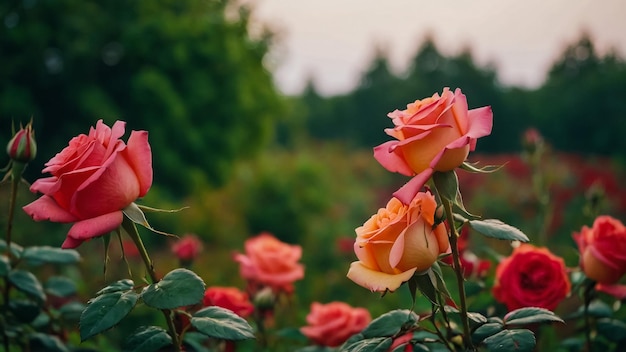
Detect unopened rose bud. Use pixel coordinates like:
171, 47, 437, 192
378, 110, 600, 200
435, 205, 445, 224
253, 287, 275, 311
6, 121, 37, 163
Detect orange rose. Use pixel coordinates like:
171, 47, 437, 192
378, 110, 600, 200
233, 232, 304, 293
573, 215, 626, 284
493, 244, 570, 311
347, 192, 449, 293
374, 88, 492, 204
300, 302, 371, 347
203, 286, 254, 318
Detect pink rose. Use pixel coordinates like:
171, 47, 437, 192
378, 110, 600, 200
203, 286, 254, 318
388, 332, 414, 352
23, 120, 152, 249
6, 120, 37, 163
300, 302, 371, 347
347, 192, 449, 293
573, 215, 626, 284
374, 88, 492, 204
233, 232, 305, 293
493, 244, 570, 311
172, 234, 203, 261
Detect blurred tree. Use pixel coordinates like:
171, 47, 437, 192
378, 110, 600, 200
0, 0, 284, 195
532, 33, 626, 158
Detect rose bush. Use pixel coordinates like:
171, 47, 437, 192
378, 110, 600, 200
493, 244, 570, 311
203, 286, 254, 318
373, 87, 493, 204
300, 301, 371, 347
347, 192, 449, 292
23, 120, 152, 248
573, 215, 626, 284
234, 232, 305, 293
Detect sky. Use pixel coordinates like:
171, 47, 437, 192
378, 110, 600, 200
247, 0, 626, 96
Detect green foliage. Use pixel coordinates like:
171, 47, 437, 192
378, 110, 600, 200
468, 219, 530, 242
1, 0, 285, 195
482, 329, 535, 352
361, 310, 419, 338
141, 268, 205, 309
191, 306, 256, 341
80, 290, 140, 341
123, 326, 172, 352
21, 246, 80, 266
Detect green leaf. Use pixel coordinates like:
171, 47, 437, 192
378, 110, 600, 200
472, 322, 504, 344
433, 171, 458, 202
22, 246, 80, 266
342, 337, 393, 352
444, 306, 488, 325
9, 269, 46, 303
29, 333, 69, 352
80, 290, 139, 341
58, 301, 85, 321
361, 309, 419, 338
142, 268, 205, 309
0, 240, 23, 259
123, 326, 172, 352
567, 300, 613, 319
9, 299, 41, 323
482, 329, 535, 352
123, 203, 178, 238
503, 307, 563, 326
96, 279, 134, 296
413, 270, 438, 305
0, 255, 10, 276
597, 318, 626, 342
469, 219, 530, 242
191, 306, 255, 341
45, 276, 77, 297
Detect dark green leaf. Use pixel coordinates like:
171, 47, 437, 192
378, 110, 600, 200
96, 279, 134, 296
59, 301, 85, 321
22, 246, 80, 266
191, 306, 255, 341
123, 326, 172, 352
9, 269, 46, 303
472, 322, 504, 344
29, 333, 69, 352
413, 270, 438, 305
567, 300, 613, 319
45, 276, 77, 297
0, 255, 10, 276
411, 331, 439, 342
142, 268, 205, 309
444, 306, 488, 325
0, 240, 23, 259
597, 318, 626, 342
482, 329, 535, 352
504, 307, 563, 326
469, 219, 529, 242
342, 337, 393, 352
9, 300, 41, 323
362, 309, 419, 338
433, 171, 458, 202
80, 290, 139, 341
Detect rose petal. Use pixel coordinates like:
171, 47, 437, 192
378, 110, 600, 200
596, 283, 626, 300
392, 169, 434, 205
466, 106, 494, 139
62, 211, 124, 249
373, 141, 414, 176
347, 261, 416, 293
125, 130, 153, 197
23, 195, 78, 223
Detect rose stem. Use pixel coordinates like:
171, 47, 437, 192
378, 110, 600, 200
122, 216, 181, 351
441, 197, 474, 351
583, 280, 595, 352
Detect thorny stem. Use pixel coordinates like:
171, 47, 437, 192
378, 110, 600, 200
122, 217, 181, 351
441, 197, 474, 351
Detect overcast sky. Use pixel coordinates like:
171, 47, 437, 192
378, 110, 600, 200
248, 0, 626, 95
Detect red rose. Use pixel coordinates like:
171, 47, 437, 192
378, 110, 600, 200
203, 286, 254, 318
23, 120, 152, 248
300, 302, 371, 347
493, 244, 570, 311
172, 234, 203, 261
233, 232, 304, 293
573, 215, 626, 284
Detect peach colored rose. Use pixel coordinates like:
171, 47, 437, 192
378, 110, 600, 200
203, 286, 254, 318
23, 120, 152, 249
374, 88, 492, 204
347, 192, 449, 293
171, 234, 203, 261
573, 215, 626, 284
493, 244, 570, 311
233, 232, 304, 293
300, 302, 371, 347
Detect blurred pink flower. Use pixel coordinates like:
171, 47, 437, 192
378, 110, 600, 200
172, 234, 203, 261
